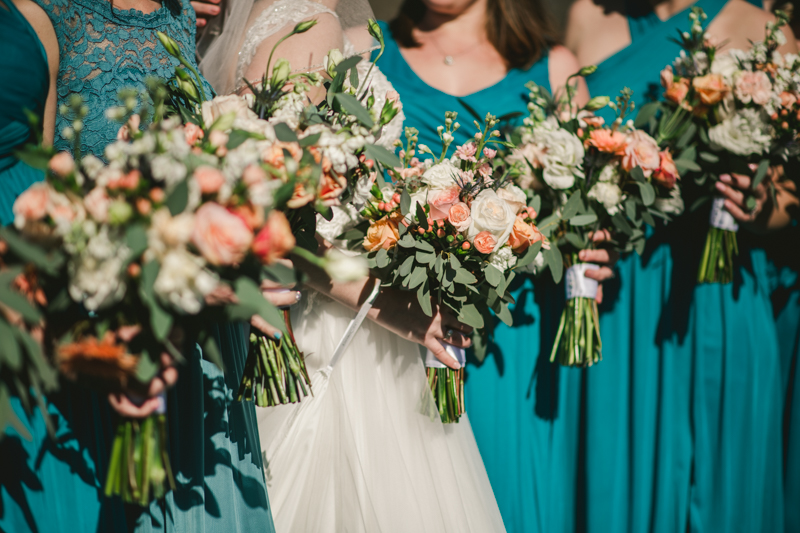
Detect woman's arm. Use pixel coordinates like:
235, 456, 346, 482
15, 0, 58, 146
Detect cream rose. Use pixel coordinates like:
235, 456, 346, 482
191, 203, 253, 266
363, 216, 400, 252
496, 184, 527, 214
201, 94, 257, 129
467, 188, 517, 248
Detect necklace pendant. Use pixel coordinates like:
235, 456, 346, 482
444, 55, 454, 66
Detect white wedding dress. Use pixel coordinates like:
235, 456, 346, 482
199, 2, 506, 531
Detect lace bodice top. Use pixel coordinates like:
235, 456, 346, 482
34, 0, 214, 157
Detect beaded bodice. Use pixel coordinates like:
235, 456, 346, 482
35, 0, 213, 157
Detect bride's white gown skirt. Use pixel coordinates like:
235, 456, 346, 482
256, 294, 506, 532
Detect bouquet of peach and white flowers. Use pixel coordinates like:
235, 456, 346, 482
342, 113, 547, 422
638, 7, 800, 283
508, 79, 682, 367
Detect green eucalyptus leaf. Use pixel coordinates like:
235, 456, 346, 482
485, 265, 503, 287
752, 158, 770, 189
335, 94, 374, 129
544, 244, 563, 283
0, 320, 22, 372
569, 213, 598, 226
458, 304, 484, 329
400, 188, 412, 216
514, 240, 542, 269
561, 191, 583, 220
417, 279, 432, 317
274, 122, 299, 143
364, 143, 402, 169
235, 277, 286, 333
166, 179, 189, 215
415, 202, 429, 230
637, 182, 656, 206
634, 101, 660, 128
408, 266, 427, 289
0, 227, 63, 275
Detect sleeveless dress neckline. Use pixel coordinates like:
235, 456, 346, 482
70, 0, 177, 26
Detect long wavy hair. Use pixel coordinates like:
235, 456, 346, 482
389, 0, 560, 69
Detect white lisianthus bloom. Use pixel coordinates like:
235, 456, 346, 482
588, 181, 623, 215
532, 127, 584, 189
154, 249, 218, 314
488, 245, 517, 271
708, 108, 773, 156
654, 185, 685, 215
324, 248, 369, 282
421, 159, 459, 190
467, 189, 517, 247
145, 208, 196, 260
68, 228, 129, 310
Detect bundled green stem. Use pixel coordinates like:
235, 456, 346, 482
427, 367, 465, 424
104, 413, 176, 505
697, 227, 738, 284
550, 296, 602, 367
238, 310, 312, 407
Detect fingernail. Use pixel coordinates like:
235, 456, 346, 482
579, 251, 586, 260
715, 181, 726, 192
719, 174, 731, 183
274, 331, 282, 340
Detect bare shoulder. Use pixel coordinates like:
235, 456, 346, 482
565, 0, 605, 52
548, 45, 581, 81
714, 0, 796, 52
11, 0, 58, 64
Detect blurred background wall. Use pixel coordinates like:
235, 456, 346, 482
367, 0, 573, 31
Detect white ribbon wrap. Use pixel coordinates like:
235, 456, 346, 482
709, 196, 739, 232
127, 391, 167, 415
326, 279, 381, 371
565, 263, 599, 300
425, 341, 466, 369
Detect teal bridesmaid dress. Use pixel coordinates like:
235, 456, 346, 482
377, 21, 583, 532
1, 0, 276, 531
585, 1, 784, 531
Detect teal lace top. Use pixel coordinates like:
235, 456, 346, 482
34, 0, 213, 157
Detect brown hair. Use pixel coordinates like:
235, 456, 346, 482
389, 0, 560, 70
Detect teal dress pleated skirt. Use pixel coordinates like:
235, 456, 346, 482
585, 1, 784, 531
376, 21, 584, 532
1, 0, 275, 530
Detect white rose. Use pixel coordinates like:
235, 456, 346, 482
496, 183, 527, 214
421, 160, 460, 190
201, 95, 257, 129
467, 189, 517, 248
324, 248, 369, 282
154, 249, 218, 314
587, 181, 623, 215
708, 108, 773, 156
488, 245, 517, 272
654, 185, 685, 215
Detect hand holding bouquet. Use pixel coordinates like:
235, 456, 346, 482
509, 79, 682, 367
346, 113, 548, 422
640, 7, 799, 283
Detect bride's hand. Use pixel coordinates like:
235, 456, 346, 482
371, 290, 472, 370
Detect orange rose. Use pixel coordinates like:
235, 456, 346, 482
448, 202, 472, 232
781, 91, 798, 108
107, 170, 141, 190
318, 171, 346, 207
191, 203, 253, 266
665, 78, 690, 105
193, 166, 226, 195
507, 218, 538, 252
230, 202, 265, 231
588, 129, 627, 155
363, 216, 400, 252
692, 74, 729, 105
473, 231, 497, 254
262, 141, 302, 169
252, 211, 296, 265
286, 183, 315, 209
653, 150, 680, 189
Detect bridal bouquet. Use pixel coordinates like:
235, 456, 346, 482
639, 7, 800, 283
508, 80, 683, 367
159, 23, 399, 408
344, 113, 547, 422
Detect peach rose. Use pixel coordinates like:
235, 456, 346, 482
13, 182, 50, 224
286, 183, 315, 209
665, 78, 690, 105
193, 166, 226, 195
230, 202, 264, 231
363, 216, 400, 252
781, 91, 798, 108
428, 186, 461, 220
84, 187, 112, 222
653, 150, 680, 189
263, 142, 302, 169
318, 171, 346, 207
588, 129, 627, 155
473, 231, 497, 254
622, 130, 661, 176
252, 210, 295, 265
191, 203, 253, 266
692, 74, 730, 105
734, 70, 772, 106
448, 202, 472, 232
48, 152, 75, 177
184, 123, 205, 145
242, 164, 267, 186
107, 170, 140, 190
507, 218, 539, 252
